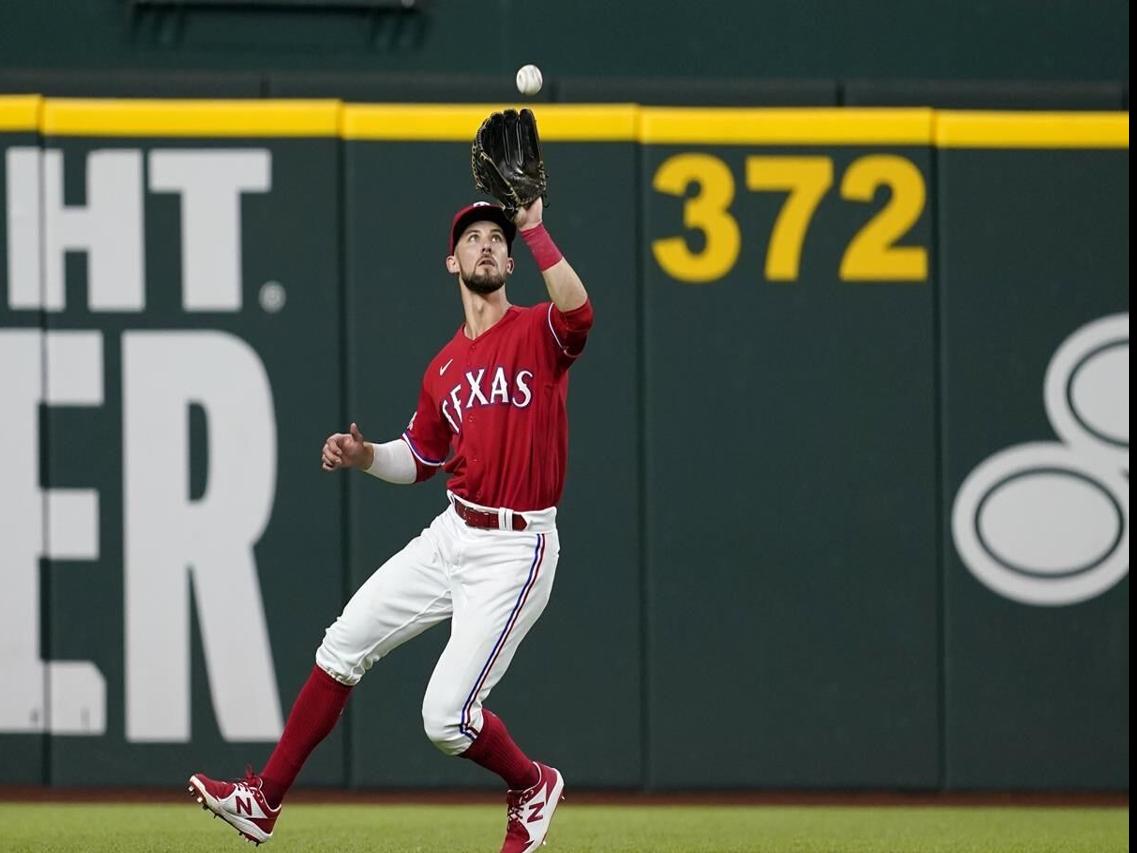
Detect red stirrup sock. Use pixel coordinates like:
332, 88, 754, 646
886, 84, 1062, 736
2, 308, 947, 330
460, 709, 540, 790
520, 222, 563, 272
259, 665, 352, 807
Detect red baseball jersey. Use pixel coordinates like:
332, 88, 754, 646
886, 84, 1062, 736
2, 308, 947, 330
401, 299, 594, 511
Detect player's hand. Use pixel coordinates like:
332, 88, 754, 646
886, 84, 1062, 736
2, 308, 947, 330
320, 422, 372, 471
513, 196, 543, 230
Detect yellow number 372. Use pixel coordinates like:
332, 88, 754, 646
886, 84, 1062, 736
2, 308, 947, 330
651, 152, 928, 284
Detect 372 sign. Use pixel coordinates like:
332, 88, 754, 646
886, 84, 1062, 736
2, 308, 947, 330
651, 152, 929, 285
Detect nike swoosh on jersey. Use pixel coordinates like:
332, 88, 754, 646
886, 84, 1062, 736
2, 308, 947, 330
440, 358, 455, 376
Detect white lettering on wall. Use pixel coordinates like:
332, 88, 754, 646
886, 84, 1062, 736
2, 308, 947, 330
5, 147, 41, 310
0, 329, 106, 734
123, 331, 283, 742
1, 144, 283, 742
43, 149, 145, 311
149, 150, 271, 311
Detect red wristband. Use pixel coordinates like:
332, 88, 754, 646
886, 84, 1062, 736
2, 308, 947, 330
520, 223, 563, 272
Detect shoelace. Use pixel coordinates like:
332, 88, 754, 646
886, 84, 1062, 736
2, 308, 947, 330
506, 792, 524, 826
239, 765, 261, 793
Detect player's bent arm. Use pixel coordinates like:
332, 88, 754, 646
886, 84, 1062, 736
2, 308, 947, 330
538, 257, 588, 313
515, 199, 588, 312
521, 225, 588, 313
361, 439, 417, 485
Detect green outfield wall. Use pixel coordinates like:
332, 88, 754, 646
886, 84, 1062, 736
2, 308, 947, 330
0, 1, 1128, 84
0, 99, 1128, 791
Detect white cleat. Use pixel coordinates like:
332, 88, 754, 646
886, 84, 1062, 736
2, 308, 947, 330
187, 768, 280, 845
500, 762, 565, 853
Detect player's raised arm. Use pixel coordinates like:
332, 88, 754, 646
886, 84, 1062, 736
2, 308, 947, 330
472, 107, 589, 316
514, 197, 588, 313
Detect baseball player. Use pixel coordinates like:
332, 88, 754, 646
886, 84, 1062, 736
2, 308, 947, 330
188, 195, 592, 853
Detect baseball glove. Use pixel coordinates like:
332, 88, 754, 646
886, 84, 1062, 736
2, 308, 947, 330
471, 108, 548, 218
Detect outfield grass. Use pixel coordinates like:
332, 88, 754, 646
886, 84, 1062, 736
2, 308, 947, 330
0, 803, 1127, 853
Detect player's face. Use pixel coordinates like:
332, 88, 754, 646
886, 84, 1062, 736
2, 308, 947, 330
450, 222, 513, 295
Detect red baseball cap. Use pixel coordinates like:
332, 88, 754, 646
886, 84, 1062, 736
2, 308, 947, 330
448, 202, 516, 255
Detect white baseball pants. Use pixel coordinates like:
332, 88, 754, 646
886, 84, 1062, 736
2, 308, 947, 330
315, 499, 559, 755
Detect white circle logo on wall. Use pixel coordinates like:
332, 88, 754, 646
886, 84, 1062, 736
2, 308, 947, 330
952, 314, 1129, 606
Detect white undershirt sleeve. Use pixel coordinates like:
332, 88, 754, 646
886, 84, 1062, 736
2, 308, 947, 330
363, 439, 417, 485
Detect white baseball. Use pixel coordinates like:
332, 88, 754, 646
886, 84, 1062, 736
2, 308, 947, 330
515, 64, 543, 97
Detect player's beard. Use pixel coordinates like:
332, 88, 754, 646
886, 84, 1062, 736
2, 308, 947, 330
461, 265, 507, 295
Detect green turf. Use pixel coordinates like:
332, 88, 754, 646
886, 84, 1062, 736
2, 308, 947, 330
0, 803, 1127, 853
